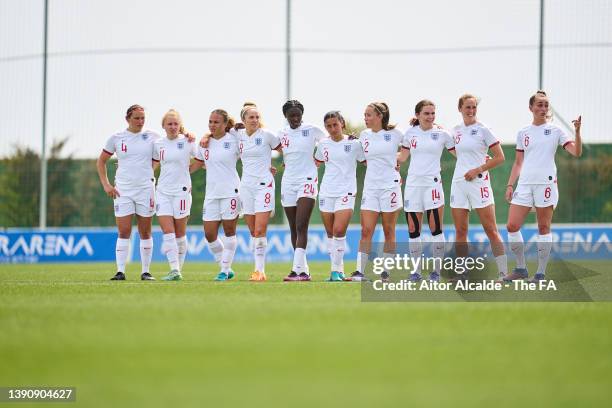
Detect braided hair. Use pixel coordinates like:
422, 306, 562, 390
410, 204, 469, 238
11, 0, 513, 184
282, 100, 304, 117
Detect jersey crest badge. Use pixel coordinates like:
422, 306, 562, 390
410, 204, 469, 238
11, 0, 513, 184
384, 133, 391, 142
344, 144, 352, 153
142, 133, 149, 140
431, 133, 439, 140
544, 129, 551, 135
177, 142, 184, 149
224, 142, 231, 149
470, 129, 478, 136
302, 129, 310, 137
255, 138, 263, 145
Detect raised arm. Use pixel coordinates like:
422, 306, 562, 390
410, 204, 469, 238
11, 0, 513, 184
564, 115, 582, 157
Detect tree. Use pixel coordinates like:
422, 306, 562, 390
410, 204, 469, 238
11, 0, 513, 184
0, 137, 80, 227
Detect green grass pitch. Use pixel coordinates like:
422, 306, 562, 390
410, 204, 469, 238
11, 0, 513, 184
1, 261, 611, 407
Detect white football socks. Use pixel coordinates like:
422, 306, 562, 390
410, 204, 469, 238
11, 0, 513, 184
115, 238, 130, 273
221, 235, 237, 273
331, 236, 346, 273
253, 236, 267, 273
409, 236, 423, 275
508, 231, 526, 269
207, 238, 224, 266
356, 251, 368, 274
431, 233, 445, 273
536, 233, 553, 275
161, 233, 179, 271
495, 254, 508, 276
140, 238, 153, 274
292, 247, 306, 274
176, 236, 187, 269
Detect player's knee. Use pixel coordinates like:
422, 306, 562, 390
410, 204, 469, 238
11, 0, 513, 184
295, 219, 309, 234
382, 227, 395, 240
538, 224, 551, 235
430, 227, 443, 236
483, 224, 500, 240
455, 225, 468, 240
223, 225, 236, 236
361, 226, 374, 240
204, 231, 217, 242
253, 227, 267, 237
332, 226, 346, 237
506, 222, 521, 233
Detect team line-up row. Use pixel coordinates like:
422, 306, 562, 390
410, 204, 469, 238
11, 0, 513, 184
96, 91, 583, 283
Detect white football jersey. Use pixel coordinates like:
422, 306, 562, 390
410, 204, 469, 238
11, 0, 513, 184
402, 126, 455, 186
235, 128, 280, 188
279, 123, 326, 184
314, 136, 365, 197
153, 135, 197, 195
451, 122, 499, 182
103, 129, 160, 189
195, 133, 241, 199
516, 123, 572, 185
360, 128, 404, 191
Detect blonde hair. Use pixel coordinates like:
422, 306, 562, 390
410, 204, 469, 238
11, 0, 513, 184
161, 109, 186, 134
240, 101, 264, 128
458, 94, 479, 109
211, 109, 236, 133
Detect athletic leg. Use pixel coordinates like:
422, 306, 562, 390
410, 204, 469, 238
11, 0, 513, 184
504, 203, 532, 280
475, 204, 507, 277
136, 215, 154, 280
533, 206, 554, 280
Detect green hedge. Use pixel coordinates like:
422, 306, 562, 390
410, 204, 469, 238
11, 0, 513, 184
1, 144, 611, 227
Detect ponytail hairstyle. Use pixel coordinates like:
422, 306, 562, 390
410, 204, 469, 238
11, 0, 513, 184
211, 109, 236, 133
368, 101, 395, 130
161, 109, 186, 134
126, 104, 144, 119
529, 90, 553, 120
458, 93, 479, 109
282, 100, 305, 117
410, 99, 435, 127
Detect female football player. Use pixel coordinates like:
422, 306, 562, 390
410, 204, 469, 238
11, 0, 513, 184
504, 91, 582, 282
449, 95, 507, 280
314, 111, 365, 281
153, 109, 197, 281
351, 102, 404, 281
191, 109, 241, 281
235, 102, 281, 281
97, 104, 159, 281
398, 100, 455, 282
278, 100, 326, 282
